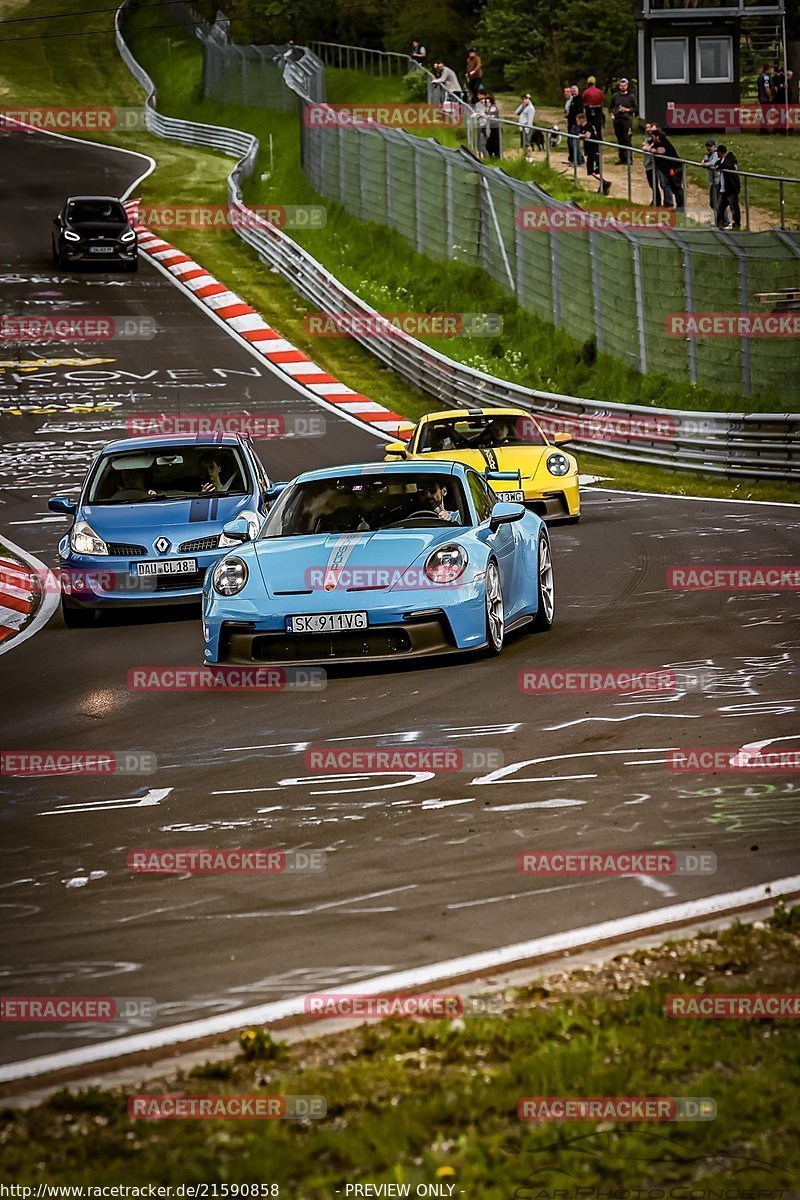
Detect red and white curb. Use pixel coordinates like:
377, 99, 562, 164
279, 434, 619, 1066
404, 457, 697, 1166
0, 557, 37, 642
124, 201, 408, 437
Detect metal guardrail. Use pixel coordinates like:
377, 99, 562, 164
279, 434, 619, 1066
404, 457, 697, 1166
114, 3, 799, 480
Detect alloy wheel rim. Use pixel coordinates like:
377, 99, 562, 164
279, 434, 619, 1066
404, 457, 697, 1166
539, 539, 554, 621
487, 562, 504, 647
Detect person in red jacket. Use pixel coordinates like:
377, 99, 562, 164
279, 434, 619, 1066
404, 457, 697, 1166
581, 75, 605, 138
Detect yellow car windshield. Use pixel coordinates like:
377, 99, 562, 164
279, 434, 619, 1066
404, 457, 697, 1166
418, 415, 546, 452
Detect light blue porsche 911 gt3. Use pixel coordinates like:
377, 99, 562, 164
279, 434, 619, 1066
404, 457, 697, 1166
202, 460, 554, 666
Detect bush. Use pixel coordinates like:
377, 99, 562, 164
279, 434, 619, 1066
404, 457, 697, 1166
403, 69, 429, 100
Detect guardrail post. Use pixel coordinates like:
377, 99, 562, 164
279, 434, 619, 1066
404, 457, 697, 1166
662, 228, 695, 384
589, 230, 604, 353
550, 226, 562, 328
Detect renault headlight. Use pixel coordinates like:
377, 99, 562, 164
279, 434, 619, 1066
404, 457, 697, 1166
546, 453, 570, 477
70, 521, 108, 556
213, 557, 248, 596
424, 544, 467, 585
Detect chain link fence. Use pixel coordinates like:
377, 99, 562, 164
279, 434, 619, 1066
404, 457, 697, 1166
146, 3, 800, 407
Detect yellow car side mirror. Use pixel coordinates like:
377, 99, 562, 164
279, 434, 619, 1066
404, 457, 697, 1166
384, 440, 407, 458
553, 430, 573, 446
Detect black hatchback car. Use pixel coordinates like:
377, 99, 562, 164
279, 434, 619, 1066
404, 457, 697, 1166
52, 195, 138, 271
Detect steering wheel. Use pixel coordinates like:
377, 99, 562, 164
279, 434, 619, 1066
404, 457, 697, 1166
112, 487, 150, 500
386, 509, 443, 527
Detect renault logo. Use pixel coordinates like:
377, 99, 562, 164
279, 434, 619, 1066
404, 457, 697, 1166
154, 536, 171, 554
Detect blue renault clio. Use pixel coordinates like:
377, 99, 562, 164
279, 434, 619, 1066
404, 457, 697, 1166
49, 433, 275, 626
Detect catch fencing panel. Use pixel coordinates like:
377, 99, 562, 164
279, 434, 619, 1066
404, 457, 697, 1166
186, 7, 800, 404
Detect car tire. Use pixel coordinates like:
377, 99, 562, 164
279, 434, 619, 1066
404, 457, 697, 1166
529, 530, 555, 631
483, 558, 504, 655
61, 597, 95, 628
52, 241, 61, 267
126, 259, 138, 273
563, 514, 581, 525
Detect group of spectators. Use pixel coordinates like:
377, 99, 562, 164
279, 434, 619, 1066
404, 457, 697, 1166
419, 40, 757, 225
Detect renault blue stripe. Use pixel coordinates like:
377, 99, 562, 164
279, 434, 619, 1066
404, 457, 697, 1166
189, 498, 212, 523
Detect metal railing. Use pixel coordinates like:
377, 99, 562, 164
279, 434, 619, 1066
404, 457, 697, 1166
114, 2, 799, 479
463, 109, 800, 232
309, 41, 416, 77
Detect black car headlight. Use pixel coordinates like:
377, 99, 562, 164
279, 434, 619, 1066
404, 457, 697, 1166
120, 229, 136, 243
546, 453, 570, 477
63, 230, 81, 243
424, 544, 468, 584
213, 557, 248, 596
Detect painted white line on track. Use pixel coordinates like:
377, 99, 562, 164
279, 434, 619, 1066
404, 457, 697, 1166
589, 486, 800, 509
0, 538, 59, 657
2, 873, 798, 1084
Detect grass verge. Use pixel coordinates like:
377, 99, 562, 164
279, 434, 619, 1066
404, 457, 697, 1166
2, 904, 799, 1192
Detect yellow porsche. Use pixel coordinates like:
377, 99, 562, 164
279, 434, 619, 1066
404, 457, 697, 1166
384, 406, 580, 522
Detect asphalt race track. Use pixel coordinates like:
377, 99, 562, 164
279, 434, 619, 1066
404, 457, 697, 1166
1, 125, 799, 1072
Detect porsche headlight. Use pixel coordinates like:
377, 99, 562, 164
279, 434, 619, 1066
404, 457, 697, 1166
70, 521, 108, 556
213, 557, 248, 596
424, 544, 467, 585
120, 229, 136, 243
546, 453, 570, 477
63, 230, 81, 243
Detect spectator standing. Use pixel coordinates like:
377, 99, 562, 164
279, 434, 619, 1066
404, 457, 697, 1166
773, 64, 788, 133
582, 75, 605, 139
577, 111, 611, 192
432, 61, 462, 101
566, 85, 584, 166
410, 39, 427, 69
701, 138, 720, 221
609, 77, 638, 164
515, 93, 536, 160
472, 97, 489, 157
466, 48, 483, 101
757, 64, 775, 134
714, 145, 741, 229
650, 125, 683, 209
642, 124, 663, 205
485, 94, 501, 159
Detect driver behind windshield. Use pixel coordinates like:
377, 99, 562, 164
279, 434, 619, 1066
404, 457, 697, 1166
112, 467, 157, 499
422, 480, 460, 523
481, 417, 513, 445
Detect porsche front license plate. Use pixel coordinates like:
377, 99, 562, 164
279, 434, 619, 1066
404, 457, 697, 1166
133, 558, 198, 576
499, 490, 525, 503
286, 612, 368, 634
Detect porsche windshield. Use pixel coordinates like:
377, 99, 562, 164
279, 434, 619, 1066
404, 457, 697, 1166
417, 413, 546, 452
88, 446, 249, 504
66, 199, 128, 224
262, 474, 470, 536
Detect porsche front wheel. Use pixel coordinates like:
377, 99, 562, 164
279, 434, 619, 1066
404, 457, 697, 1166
530, 532, 555, 631
484, 559, 504, 655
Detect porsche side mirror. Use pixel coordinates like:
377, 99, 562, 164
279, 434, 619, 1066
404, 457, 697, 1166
384, 440, 407, 458
220, 517, 252, 544
489, 501, 525, 531
553, 431, 573, 446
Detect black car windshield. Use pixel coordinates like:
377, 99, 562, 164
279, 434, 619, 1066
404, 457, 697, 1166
417, 413, 546, 451
88, 446, 249, 504
262, 474, 470, 536
67, 199, 127, 224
